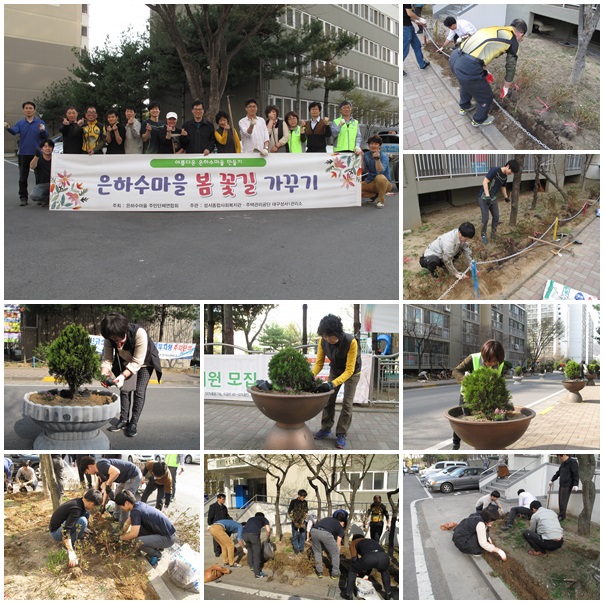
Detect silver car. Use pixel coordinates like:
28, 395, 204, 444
428, 466, 482, 493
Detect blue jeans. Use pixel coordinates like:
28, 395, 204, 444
50, 511, 89, 543
403, 25, 427, 69
291, 523, 306, 553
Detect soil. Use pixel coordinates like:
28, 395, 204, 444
4, 490, 159, 600
424, 29, 600, 150
29, 389, 114, 406
486, 514, 599, 600
403, 185, 598, 300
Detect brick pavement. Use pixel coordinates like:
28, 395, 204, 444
204, 401, 398, 451
512, 216, 600, 299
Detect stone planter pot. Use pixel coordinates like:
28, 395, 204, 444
23, 390, 119, 449
561, 379, 587, 403
512, 376, 524, 384
248, 387, 332, 450
584, 372, 597, 387
538, 372, 547, 380
444, 405, 536, 450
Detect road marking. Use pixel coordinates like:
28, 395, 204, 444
411, 477, 434, 600
205, 582, 310, 600
538, 406, 555, 415
524, 389, 565, 408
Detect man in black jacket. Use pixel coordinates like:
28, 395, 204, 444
549, 454, 579, 521
180, 100, 215, 155
208, 493, 231, 556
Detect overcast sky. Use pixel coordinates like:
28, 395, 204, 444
88, 2, 150, 50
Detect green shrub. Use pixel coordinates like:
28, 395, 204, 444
514, 366, 523, 377
588, 362, 599, 375
564, 360, 582, 380
268, 347, 317, 392
46, 324, 100, 398
462, 367, 513, 420
32, 342, 51, 362
503, 360, 513, 372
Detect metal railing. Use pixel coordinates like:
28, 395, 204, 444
374, 354, 399, 402
204, 342, 318, 354
402, 352, 450, 368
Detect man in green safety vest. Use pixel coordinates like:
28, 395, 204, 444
451, 340, 506, 449
164, 454, 184, 500
331, 101, 363, 154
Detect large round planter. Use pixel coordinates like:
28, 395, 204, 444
561, 380, 587, 403
248, 387, 332, 450
444, 406, 536, 450
512, 376, 524, 385
584, 373, 597, 387
23, 390, 119, 449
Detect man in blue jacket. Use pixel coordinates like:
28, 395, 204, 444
362, 135, 393, 209
5, 101, 48, 205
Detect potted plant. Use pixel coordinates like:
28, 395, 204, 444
23, 324, 119, 449
512, 365, 524, 384
443, 367, 535, 449
248, 347, 332, 450
561, 360, 587, 402
585, 362, 598, 386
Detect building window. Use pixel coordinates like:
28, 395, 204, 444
81, 25, 88, 37
82, 4, 88, 14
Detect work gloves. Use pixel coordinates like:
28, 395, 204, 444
500, 86, 509, 99
317, 381, 334, 393
255, 379, 273, 391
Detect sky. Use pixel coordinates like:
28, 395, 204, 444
88, 2, 150, 50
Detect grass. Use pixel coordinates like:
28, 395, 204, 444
46, 548, 68, 574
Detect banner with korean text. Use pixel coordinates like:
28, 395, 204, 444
50, 153, 362, 211
89, 335, 195, 360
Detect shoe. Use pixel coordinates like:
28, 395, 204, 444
314, 429, 332, 440
376, 201, 384, 208
336, 434, 347, 449
108, 419, 128, 432
230, 563, 241, 568
331, 574, 340, 581
368, 196, 377, 203
459, 103, 477, 115
482, 235, 488, 245
471, 115, 495, 127
385, 593, 393, 600
501, 525, 512, 531
125, 422, 138, 437
529, 549, 546, 556
146, 554, 159, 567
403, 70, 407, 76
452, 443, 460, 450
255, 572, 266, 578
19, 198, 27, 206
420, 61, 430, 69
558, 515, 565, 521
472, 553, 483, 558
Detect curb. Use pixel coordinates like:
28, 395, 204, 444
471, 556, 517, 600
204, 398, 399, 412
147, 564, 175, 600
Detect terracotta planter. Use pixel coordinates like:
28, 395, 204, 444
512, 376, 524, 384
23, 390, 119, 449
444, 405, 536, 450
584, 373, 597, 387
248, 387, 331, 450
561, 379, 587, 403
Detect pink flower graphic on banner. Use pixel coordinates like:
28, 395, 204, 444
324, 153, 362, 189
57, 171, 72, 187
66, 191, 79, 203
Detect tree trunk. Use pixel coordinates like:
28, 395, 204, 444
581, 154, 594, 191
158, 305, 168, 342
222, 305, 234, 354
308, 477, 322, 519
205, 306, 215, 355
532, 154, 541, 210
302, 304, 308, 347
387, 488, 399, 557
274, 485, 283, 541
353, 304, 361, 340
568, 5, 601, 86
508, 155, 524, 226
578, 455, 596, 536
40, 455, 61, 511
541, 169, 569, 203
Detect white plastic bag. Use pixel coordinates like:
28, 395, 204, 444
355, 577, 380, 600
167, 543, 201, 593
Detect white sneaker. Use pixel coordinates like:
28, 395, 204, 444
377, 201, 384, 208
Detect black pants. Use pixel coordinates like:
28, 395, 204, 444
419, 254, 445, 276
558, 486, 571, 520
452, 393, 466, 446
119, 367, 151, 424
507, 506, 532, 526
18, 154, 34, 200
244, 533, 262, 575
523, 530, 563, 554
346, 551, 391, 597
449, 48, 493, 123
141, 479, 168, 510
168, 465, 178, 498
369, 522, 384, 542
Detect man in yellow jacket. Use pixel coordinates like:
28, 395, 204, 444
312, 314, 362, 449
449, 19, 527, 126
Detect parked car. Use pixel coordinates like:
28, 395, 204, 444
428, 466, 482, 493
7, 454, 40, 478
127, 454, 162, 464
420, 465, 466, 487
51, 133, 63, 154
185, 453, 200, 464
409, 464, 420, 474
419, 460, 468, 478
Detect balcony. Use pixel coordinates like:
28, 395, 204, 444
462, 308, 479, 323
403, 322, 450, 340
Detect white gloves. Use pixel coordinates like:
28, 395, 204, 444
260, 149, 268, 157
497, 549, 507, 561
68, 551, 78, 567
243, 547, 248, 555
572, 486, 579, 492
354, 146, 362, 155
418, 18, 427, 25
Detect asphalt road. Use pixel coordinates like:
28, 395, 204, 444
204, 585, 278, 600
4, 160, 399, 300
403, 376, 566, 449
402, 474, 426, 600
4, 384, 200, 450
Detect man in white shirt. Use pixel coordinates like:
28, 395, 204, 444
16, 460, 38, 491
522, 500, 563, 556
439, 16, 477, 52
502, 488, 536, 530
238, 98, 269, 155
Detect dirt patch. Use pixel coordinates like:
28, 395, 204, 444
29, 390, 114, 406
424, 28, 600, 150
403, 185, 599, 300
4, 490, 159, 600
485, 515, 600, 600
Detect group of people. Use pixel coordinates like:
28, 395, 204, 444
207, 491, 394, 599
419, 159, 521, 280
404, 4, 528, 127
6, 98, 394, 209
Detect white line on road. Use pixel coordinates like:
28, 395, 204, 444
205, 582, 310, 600
411, 477, 434, 600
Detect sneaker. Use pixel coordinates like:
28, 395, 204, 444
403, 70, 407, 76
420, 61, 430, 70
19, 198, 27, 206
230, 563, 241, 568
255, 572, 266, 578
316, 572, 324, 579
459, 103, 477, 115
336, 434, 347, 449
482, 235, 488, 245
472, 553, 483, 558
125, 422, 137, 437
331, 574, 340, 581
314, 429, 332, 440
376, 201, 384, 208
471, 115, 495, 127
452, 443, 460, 450
146, 554, 159, 568
108, 419, 128, 432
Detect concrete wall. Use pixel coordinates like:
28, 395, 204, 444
403, 155, 423, 230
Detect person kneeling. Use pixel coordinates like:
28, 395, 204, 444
419, 222, 475, 279
522, 500, 563, 556
452, 507, 506, 560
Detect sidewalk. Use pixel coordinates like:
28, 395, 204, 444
452, 384, 599, 450
204, 400, 398, 450
403, 41, 504, 151
511, 215, 600, 299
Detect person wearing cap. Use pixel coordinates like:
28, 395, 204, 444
331, 101, 362, 154
158, 112, 183, 154
180, 99, 216, 155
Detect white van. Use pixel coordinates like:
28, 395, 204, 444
419, 460, 468, 479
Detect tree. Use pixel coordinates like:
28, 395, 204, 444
39, 455, 61, 511
526, 316, 565, 368
300, 454, 342, 518
508, 154, 525, 226
577, 454, 596, 536
305, 30, 359, 110
386, 487, 399, 556
232, 305, 277, 350
569, 5, 601, 86
593, 304, 600, 345
341, 90, 398, 138
531, 154, 542, 210
147, 4, 284, 118
258, 322, 302, 351
222, 305, 234, 354
403, 307, 445, 373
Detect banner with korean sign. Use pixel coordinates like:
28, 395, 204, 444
204, 353, 371, 404
90, 335, 195, 360
50, 153, 362, 211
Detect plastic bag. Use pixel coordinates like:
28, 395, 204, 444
167, 543, 201, 593
355, 577, 380, 600
261, 540, 276, 561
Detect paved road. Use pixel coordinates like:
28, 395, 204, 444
204, 584, 280, 600
403, 376, 566, 448
4, 161, 399, 300
4, 384, 200, 450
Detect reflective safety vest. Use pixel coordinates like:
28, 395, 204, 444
288, 126, 303, 153
460, 26, 516, 65
333, 117, 359, 152
165, 454, 179, 467
461, 352, 505, 397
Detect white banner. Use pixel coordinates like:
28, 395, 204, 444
50, 153, 362, 211
361, 304, 400, 333
543, 280, 598, 301
90, 335, 195, 360
204, 352, 371, 403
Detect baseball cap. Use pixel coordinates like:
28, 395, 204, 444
166, 112, 178, 119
